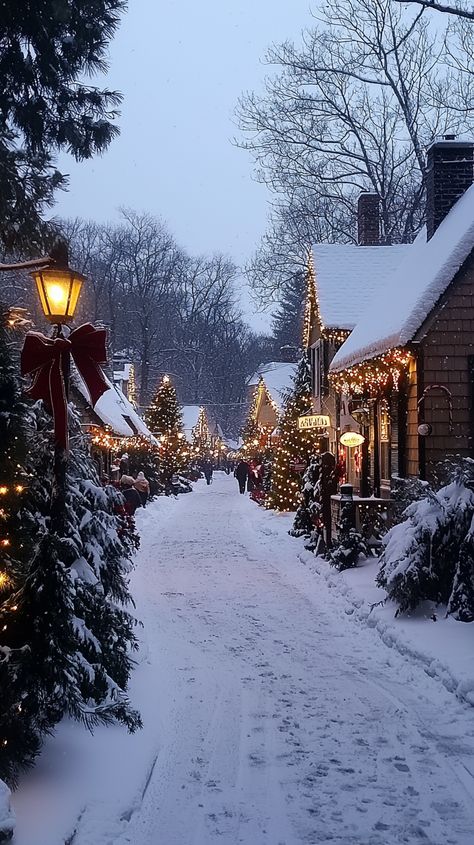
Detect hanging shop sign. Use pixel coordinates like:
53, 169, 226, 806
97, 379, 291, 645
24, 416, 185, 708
297, 414, 331, 431
340, 430, 365, 448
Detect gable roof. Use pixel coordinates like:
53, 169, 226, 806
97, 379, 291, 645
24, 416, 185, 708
247, 361, 297, 412
312, 243, 410, 331
331, 182, 474, 372
181, 405, 203, 442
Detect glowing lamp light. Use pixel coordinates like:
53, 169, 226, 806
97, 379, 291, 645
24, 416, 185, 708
340, 429, 365, 448
31, 266, 85, 324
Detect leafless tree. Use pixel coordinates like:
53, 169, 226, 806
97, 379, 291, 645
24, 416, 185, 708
394, 1, 474, 19
237, 0, 473, 297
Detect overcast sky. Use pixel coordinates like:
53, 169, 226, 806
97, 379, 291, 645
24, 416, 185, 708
53, 0, 316, 330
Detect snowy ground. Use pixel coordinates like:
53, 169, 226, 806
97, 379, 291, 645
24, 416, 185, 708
12, 473, 474, 845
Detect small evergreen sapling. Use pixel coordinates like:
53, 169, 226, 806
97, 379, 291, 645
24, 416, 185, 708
328, 500, 370, 571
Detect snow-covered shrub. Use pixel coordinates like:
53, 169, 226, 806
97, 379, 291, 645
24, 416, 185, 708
377, 459, 474, 619
0, 778, 14, 842
328, 501, 370, 571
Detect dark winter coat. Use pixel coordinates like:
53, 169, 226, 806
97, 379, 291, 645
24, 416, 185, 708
235, 461, 248, 481
122, 486, 142, 515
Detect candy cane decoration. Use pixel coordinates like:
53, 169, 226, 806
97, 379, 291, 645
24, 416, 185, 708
417, 384, 454, 434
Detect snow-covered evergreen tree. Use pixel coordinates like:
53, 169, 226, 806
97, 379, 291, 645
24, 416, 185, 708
447, 516, 474, 623
1, 351, 141, 783
0, 307, 42, 783
328, 502, 370, 571
377, 459, 474, 618
289, 454, 322, 537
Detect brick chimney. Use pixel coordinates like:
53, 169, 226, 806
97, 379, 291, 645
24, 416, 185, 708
357, 193, 380, 246
426, 137, 474, 241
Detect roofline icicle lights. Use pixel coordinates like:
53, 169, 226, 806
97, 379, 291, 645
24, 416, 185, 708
330, 348, 414, 395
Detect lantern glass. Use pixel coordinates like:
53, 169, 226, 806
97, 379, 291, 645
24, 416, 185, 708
31, 267, 85, 323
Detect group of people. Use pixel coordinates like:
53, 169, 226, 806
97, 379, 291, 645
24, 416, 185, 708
234, 459, 264, 496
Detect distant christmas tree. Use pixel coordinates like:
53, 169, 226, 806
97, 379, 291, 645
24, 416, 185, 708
267, 356, 318, 512
145, 375, 187, 485
192, 407, 211, 460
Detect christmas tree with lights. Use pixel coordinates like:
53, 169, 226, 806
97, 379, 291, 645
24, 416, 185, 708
192, 407, 211, 460
145, 375, 187, 486
240, 378, 268, 460
267, 355, 318, 512
0, 306, 42, 782
0, 311, 141, 784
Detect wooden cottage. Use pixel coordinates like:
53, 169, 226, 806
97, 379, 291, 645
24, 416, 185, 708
329, 138, 474, 494
305, 198, 410, 491
246, 362, 297, 445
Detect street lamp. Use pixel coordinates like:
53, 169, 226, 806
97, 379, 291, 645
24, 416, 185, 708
30, 242, 84, 326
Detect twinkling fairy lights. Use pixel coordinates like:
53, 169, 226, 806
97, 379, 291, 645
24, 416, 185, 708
330, 349, 413, 395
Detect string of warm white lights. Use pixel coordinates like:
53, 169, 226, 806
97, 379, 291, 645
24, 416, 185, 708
330, 349, 413, 395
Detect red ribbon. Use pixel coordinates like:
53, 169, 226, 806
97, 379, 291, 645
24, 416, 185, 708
21, 323, 109, 450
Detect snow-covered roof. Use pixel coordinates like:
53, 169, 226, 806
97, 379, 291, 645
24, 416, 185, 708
181, 405, 202, 442
113, 362, 132, 383
312, 243, 410, 330
331, 182, 474, 372
74, 371, 157, 442
248, 362, 297, 411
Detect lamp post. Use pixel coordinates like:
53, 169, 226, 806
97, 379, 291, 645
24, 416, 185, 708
1, 242, 86, 532
30, 244, 85, 530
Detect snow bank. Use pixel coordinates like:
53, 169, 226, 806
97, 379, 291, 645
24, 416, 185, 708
0, 779, 14, 840
295, 545, 474, 707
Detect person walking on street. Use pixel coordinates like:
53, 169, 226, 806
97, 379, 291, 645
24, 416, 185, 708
202, 458, 213, 485
234, 459, 248, 494
134, 471, 150, 507
120, 475, 142, 515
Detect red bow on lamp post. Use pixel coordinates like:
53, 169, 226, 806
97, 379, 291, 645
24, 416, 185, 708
21, 323, 109, 450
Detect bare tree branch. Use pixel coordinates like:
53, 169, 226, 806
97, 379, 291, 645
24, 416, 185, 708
393, 1, 474, 20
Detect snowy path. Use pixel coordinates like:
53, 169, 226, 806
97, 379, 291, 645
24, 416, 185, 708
13, 473, 474, 845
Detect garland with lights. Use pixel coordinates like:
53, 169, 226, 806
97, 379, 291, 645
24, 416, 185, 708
127, 363, 138, 406
330, 348, 413, 396
267, 355, 319, 512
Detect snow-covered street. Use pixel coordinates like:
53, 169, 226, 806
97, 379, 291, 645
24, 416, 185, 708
12, 473, 474, 845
